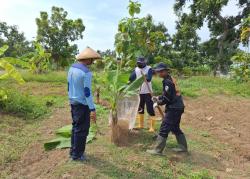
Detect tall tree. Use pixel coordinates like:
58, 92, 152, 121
36, 6, 85, 68
0, 22, 31, 57
172, 13, 201, 70
174, 0, 250, 74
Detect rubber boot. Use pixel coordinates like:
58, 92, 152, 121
148, 116, 156, 132
146, 135, 166, 155
136, 114, 144, 129
172, 134, 188, 152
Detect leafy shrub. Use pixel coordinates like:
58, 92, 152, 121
231, 51, 250, 83
192, 65, 211, 75
0, 90, 48, 119
182, 66, 193, 76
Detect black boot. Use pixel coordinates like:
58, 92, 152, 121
146, 135, 167, 155
173, 134, 188, 152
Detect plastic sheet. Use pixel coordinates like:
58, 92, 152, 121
116, 95, 140, 129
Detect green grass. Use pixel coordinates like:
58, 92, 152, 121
153, 76, 250, 98
21, 71, 67, 83
0, 71, 67, 119
0, 115, 41, 166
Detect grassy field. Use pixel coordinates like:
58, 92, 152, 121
1, 71, 250, 178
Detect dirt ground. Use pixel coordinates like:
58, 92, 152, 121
2, 96, 250, 179
182, 96, 250, 178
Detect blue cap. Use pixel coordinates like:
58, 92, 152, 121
154, 62, 169, 72
137, 57, 146, 64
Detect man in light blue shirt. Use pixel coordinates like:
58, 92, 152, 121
68, 47, 101, 161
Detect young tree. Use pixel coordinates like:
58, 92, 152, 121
36, 6, 85, 68
0, 22, 32, 57
115, 1, 171, 66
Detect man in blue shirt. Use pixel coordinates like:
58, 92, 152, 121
68, 47, 101, 161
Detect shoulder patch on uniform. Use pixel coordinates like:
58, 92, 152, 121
84, 87, 91, 97
165, 85, 169, 92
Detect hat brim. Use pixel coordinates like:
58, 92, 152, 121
154, 67, 169, 72
76, 47, 101, 61
77, 57, 101, 61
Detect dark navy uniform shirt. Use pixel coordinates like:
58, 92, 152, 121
158, 75, 184, 111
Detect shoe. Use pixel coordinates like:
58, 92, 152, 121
148, 116, 156, 132
146, 135, 166, 155
136, 114, 144, 129
172, 134, 188, 152
72, 155, 86, 162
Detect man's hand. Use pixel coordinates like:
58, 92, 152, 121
151, 96, 159, 103
90, 111, 96, 123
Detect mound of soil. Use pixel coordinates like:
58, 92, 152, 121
111, 120, 129, 146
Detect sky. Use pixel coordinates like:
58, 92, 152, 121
0, 0, 242, 51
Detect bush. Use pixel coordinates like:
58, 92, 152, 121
192, 65, 211, 75
182, 67, 193, 76
0, 90, 48, 119
231, 51, 250, 83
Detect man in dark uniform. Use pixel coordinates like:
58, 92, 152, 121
147, 63, 188, 155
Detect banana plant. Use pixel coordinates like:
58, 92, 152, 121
104, 58, 143, 126
21, 42, 51, 74
0, 45, 25, 100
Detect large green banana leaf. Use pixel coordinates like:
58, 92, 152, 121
2, 57, 30, 69
0, 59, 25, 84
44, 123, 98, 151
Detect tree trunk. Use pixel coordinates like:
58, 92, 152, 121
215, 12, 229, 74
110, 109, 129, 146
96, 88, 100, 104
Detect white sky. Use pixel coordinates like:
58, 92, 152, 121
0, 0, 243, 51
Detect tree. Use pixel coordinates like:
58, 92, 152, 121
36, 6, 85, 68
174, 0, 250, 74
172, 13, 201, 71
115, 1, 171, 66
0, 22, 32, 57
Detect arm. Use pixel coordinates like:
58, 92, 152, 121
84, 72, 96, 111
146, 68, 153, 82
129, 70, 136, 82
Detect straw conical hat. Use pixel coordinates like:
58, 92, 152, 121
76, 47, 101, 61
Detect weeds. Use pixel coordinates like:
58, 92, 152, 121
0, 90, 65, 119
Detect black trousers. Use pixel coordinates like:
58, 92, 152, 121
70, 104, 90, 159
159, 109, 184, 138
138, 93, 155, 116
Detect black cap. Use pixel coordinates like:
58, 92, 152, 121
137, 57, 146, 64
154, 62, 169, 72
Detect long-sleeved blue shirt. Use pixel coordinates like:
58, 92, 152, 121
67, 63, 95, 111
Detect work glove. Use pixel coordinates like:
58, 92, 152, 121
151, 96, 159, 103
153, 103, 158, 108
